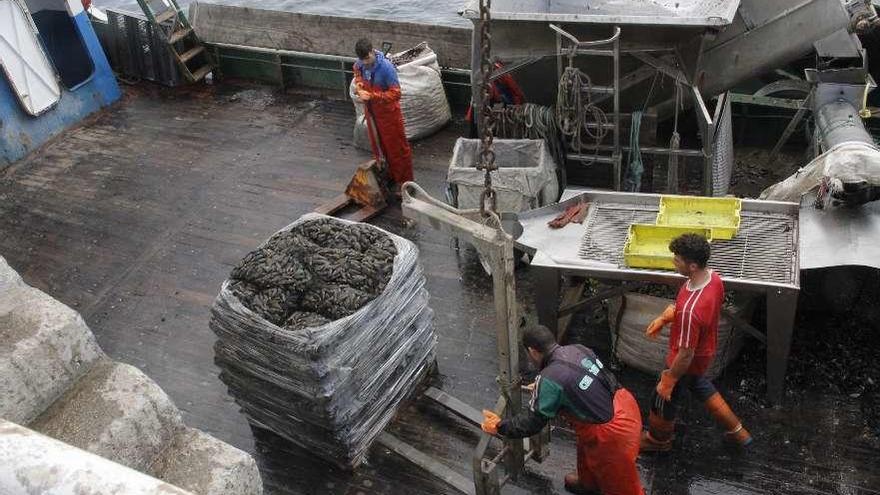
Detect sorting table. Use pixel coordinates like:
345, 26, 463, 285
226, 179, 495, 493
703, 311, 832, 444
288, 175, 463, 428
515, 190, 800, 402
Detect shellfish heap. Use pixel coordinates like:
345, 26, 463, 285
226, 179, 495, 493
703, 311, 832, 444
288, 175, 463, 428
210, 214, 435, 468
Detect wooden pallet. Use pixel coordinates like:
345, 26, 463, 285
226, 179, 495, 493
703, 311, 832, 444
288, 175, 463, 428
314, 194, 384, 222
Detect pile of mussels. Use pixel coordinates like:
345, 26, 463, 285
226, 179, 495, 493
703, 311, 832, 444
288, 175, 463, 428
228, 217, 397, 330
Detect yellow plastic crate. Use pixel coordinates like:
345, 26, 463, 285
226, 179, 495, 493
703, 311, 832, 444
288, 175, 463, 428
655, 195, 742, 240
623, 224, 713, 270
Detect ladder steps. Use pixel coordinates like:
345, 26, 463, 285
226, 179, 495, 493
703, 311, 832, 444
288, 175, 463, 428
178, 45, 205, 63
189, 65, 212, 82
168, 27, 193, 44
138, 0, 214, 84
155, 9, 176, 23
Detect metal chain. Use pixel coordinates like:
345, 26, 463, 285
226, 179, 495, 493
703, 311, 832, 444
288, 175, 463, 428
477, 0, 497, 216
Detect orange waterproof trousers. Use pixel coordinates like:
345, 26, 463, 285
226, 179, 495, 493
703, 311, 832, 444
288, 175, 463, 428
570, 389, 644, 495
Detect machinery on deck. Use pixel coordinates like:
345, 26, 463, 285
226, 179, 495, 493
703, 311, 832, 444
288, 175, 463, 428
401, 183, 548, 495
393, 1, 880, 493
393, 3, 553, 494
514, 190, 801, 403
458, 0, 880, 401
462, 0, 880, 196
765, 64, 880, 270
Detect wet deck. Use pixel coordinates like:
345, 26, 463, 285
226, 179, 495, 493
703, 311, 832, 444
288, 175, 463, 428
1, 83, 878, 494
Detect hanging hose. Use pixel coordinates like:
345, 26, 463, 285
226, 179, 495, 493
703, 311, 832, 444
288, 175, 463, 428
624, 111, 644, 192
556, 66, 609, 165
667, 83, 682, 193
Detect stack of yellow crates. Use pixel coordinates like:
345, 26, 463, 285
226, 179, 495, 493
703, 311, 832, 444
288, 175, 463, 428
623, 196, 742, 270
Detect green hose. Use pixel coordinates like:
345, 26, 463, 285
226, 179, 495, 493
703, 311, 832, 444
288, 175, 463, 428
624, 110, 644, 192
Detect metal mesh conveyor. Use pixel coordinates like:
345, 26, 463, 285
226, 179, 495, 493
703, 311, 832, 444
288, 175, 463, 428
516, 190, 800, 291
578, 203, 798, 286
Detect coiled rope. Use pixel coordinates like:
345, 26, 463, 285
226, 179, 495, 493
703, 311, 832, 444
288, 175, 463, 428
556, 66, 609, 165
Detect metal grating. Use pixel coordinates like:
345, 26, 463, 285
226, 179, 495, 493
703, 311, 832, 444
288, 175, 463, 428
712, 96, 734, 197
578, 205, 656, 264
95, 10, 183, 87
578, 203, 797, 285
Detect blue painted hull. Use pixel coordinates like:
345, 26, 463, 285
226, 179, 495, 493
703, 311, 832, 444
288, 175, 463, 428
0, 11, 121, 168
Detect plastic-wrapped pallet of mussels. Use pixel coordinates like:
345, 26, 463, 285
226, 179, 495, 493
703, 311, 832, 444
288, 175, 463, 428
210, 213, 436, 468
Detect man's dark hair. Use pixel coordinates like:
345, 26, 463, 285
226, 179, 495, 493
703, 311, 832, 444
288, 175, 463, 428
669, 233, 711, 268
355, 39, 373, 59
522, 325, 557, 353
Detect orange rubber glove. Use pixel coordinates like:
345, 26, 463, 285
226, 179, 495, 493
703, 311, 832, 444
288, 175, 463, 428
656, 369, 678, 402
481, 409, 501, 435
646, 304, 675, 339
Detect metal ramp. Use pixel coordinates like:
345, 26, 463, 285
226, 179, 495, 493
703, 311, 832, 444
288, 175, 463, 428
135, 0, 213, 82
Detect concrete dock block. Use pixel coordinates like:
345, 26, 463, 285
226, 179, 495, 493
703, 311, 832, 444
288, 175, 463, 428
29, 360, 185, 473
0, 258, 104, 424
0, 258, 263, 493
152, 427, 264, 495
0, 419, 195, 495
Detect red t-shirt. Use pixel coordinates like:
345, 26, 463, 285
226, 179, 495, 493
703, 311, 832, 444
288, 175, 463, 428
665, 270, 724, 376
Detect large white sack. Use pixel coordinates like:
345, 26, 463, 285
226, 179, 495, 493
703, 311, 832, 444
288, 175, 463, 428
761, 142, 880, 202
350, 43, 452, 150
607, 292, 743, 380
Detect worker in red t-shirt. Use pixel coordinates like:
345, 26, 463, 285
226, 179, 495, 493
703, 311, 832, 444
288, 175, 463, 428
640, 233, 753, 452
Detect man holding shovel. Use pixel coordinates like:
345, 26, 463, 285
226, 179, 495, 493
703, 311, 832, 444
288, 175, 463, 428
353, 39, 414, 191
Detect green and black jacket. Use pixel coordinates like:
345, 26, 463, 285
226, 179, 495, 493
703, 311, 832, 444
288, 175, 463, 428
497, 344, 620, 438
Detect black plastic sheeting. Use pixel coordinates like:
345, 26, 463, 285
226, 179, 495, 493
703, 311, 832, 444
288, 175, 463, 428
210, 214, 436, 468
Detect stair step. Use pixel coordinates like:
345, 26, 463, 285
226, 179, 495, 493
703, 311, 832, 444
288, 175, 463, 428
155, 9, 176, 23
151, 427, 263, 495
30, 360, 185, 473
179, 45, 205, 63
168, 27, 193, 45
189, 64, 213, 82
0, 257, 104, 425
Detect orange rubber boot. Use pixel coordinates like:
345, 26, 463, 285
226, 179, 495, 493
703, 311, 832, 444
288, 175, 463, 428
704, 392, 753, 447
563, 472, 599, 495
639, 411, 674, 452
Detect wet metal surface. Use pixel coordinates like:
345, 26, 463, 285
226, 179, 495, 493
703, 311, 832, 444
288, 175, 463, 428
0, 83, 878, 493
459, 0, 741, 26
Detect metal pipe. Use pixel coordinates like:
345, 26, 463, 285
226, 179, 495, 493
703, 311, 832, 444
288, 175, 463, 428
567, 153, 618, 164
209, 41, 356, 62
583, 144, 704, 157
613, 26, 621, 190
815, 98, 874, 150
549, 24, 621, 48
